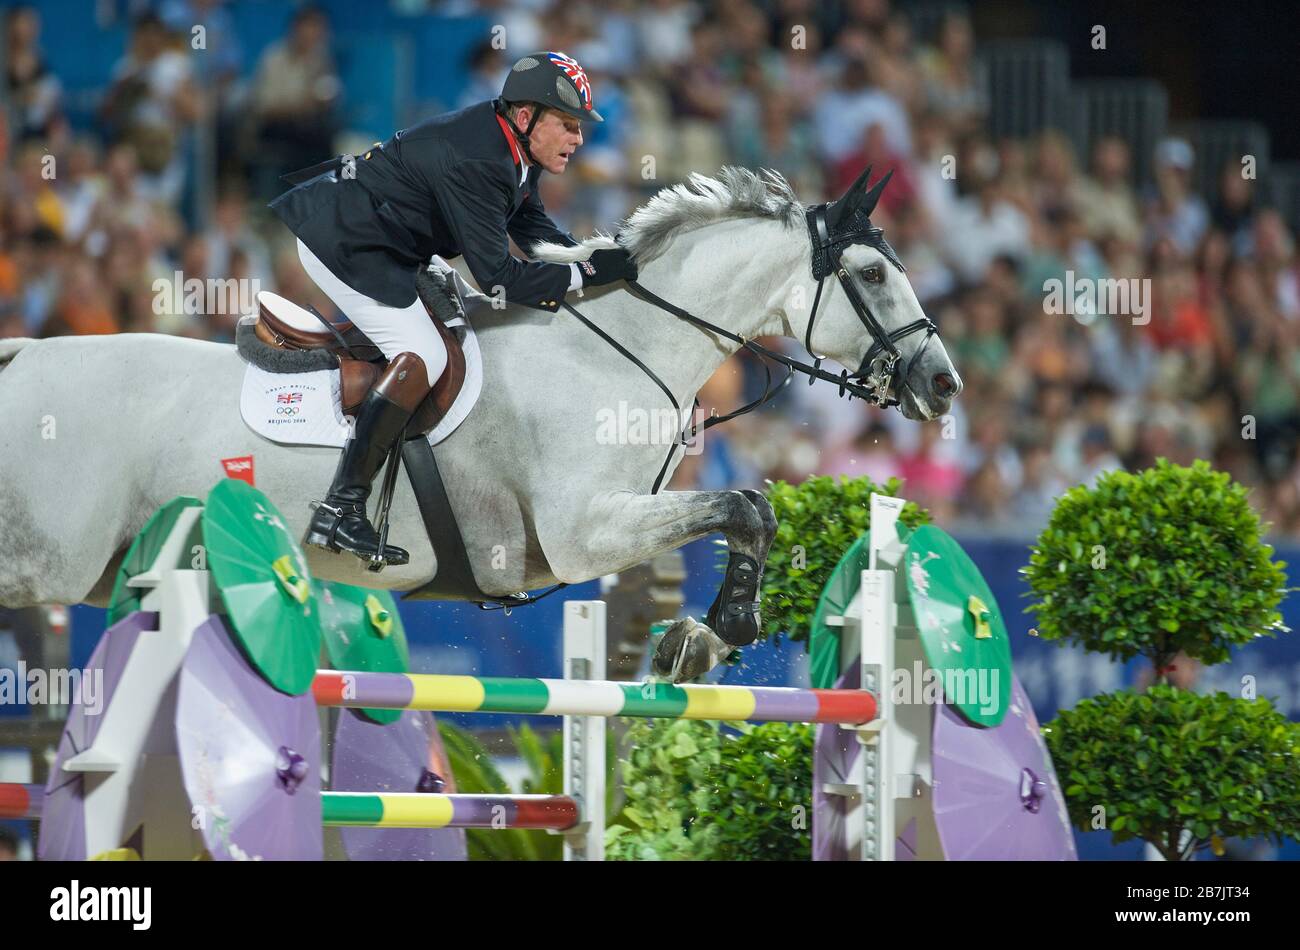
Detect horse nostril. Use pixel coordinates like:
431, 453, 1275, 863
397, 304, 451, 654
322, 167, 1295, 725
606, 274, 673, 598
932, 373, 958, 398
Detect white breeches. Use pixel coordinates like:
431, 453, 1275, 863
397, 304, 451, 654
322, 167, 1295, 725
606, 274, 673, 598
297, 239, 449, 388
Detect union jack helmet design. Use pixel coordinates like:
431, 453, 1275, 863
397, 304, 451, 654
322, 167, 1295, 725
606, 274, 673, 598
546, 52, 593, 111
501, 50, 604, 122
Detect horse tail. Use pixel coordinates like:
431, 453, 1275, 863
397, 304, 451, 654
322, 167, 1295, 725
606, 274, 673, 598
0, 338, 35, 370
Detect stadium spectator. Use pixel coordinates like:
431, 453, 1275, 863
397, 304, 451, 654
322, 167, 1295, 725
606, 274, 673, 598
247, 5, 339, 198
1144, 137, 1209, 255
101, 12, 200, 204
4, 5, 65, 145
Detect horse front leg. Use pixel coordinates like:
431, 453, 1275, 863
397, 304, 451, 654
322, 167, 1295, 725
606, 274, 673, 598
550, 487, 777, 682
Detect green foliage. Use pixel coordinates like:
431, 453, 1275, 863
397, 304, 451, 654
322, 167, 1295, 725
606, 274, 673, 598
757, 475, 929, 643
1023, 459, 1290, 670
438, 721, 614, 861
437, 720, 552, 861
605, 718, 813, 860
1043, 686, 1300, 860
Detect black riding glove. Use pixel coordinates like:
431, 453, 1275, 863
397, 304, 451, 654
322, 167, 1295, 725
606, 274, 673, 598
578, 247, 638, 287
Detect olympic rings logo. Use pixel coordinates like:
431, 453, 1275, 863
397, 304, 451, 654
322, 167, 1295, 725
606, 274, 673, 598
276, 406, 301, 416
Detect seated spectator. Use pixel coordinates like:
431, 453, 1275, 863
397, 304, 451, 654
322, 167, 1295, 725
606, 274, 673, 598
247, 5, 339, 196
961, 456, 1011, 521
943, 172, 1031, 286
896, 423, 964, 518
101, 12, 199, 204
831, 121, 918, 212
84, 144, 180, 257
1251, 210, 1300, 320
1030, 130, 1080, 221
1011, 441, 1069, 523
873, 12, 925, 114
11, 141, 64, 238
730, 90, 820, 200
55, 138, 106, 245
4, 5, 65, 145
668, 18, 729, 122
1211, 159, 1257, 253
772, 17, 826, 120
917, 10, 987, 136
821, 421, 899, 484
951, 287, 1012, 383
635, 0, 699, 70
814, 54, 911, 165
1144, 138, 1209, 255
1146, 254, 1215, 353
44, 258, 119, 336
1074, 136, 1142, 246
207, 184, 273, 291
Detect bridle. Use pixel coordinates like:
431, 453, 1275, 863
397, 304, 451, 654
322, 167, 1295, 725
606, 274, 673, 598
801, 201, 937, 410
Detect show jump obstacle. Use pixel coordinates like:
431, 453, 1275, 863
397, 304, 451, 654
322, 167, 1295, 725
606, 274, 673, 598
1, 485, 1074, 861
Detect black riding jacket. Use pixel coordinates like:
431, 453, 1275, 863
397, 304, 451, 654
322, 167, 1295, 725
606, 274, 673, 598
270, 100, 577, 311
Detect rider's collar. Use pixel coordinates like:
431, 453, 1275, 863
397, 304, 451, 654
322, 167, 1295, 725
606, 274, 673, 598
492, 99, 535, 186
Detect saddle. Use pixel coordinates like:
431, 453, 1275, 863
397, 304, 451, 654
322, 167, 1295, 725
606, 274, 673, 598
249, 280, 468, 436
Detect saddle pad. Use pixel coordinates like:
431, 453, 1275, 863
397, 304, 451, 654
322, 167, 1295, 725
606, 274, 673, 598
239, 316, 484, 449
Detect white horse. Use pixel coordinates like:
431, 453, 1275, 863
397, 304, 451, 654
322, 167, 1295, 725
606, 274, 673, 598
0, 167, 961, 679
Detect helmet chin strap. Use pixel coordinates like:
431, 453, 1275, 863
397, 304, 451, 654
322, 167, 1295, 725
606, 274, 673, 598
494, 97, 542, 165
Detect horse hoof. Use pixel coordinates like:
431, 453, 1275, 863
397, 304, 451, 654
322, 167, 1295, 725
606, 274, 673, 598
651, 617, 735, 683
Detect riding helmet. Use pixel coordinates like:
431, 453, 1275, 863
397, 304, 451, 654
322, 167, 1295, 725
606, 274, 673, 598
498, 51, 603, 122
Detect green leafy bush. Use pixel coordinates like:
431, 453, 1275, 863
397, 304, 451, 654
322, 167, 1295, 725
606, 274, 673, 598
1023, 459, 1290, 671
1043, 686, 1300, 860
439, 720, 614, 861
758, 475, 928, 643
606, 718, 812, 860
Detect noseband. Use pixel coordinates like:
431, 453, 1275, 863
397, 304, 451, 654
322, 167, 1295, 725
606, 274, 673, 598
802, 203, 937, 409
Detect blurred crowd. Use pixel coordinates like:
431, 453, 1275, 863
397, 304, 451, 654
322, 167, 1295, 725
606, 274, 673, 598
4, 0, 1300, 538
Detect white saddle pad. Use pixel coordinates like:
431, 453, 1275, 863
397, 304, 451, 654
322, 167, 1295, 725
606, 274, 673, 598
239, 300, 484, 450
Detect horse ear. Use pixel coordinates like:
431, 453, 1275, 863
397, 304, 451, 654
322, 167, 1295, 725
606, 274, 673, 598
859, 168, 894, 217
827, 164, 873, 230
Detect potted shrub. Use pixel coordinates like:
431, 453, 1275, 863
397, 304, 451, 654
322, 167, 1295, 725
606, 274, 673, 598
1023, 459, 1300, 859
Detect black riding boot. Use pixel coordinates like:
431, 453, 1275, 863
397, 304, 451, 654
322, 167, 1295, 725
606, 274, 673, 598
305, 353, 430, 565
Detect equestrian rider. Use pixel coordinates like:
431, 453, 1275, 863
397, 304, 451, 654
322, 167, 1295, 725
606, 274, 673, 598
270, 51, 638, 566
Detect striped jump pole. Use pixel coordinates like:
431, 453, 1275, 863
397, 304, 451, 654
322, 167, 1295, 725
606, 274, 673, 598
0, 783, 43, 820
4, 782, 578, 831
322, 793, 579, 831
310, 668, 877, 724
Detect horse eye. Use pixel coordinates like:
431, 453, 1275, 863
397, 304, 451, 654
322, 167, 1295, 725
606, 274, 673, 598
861, 266, 883, 284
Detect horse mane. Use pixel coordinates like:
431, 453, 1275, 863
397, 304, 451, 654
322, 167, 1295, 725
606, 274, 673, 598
530, 166, 803, 264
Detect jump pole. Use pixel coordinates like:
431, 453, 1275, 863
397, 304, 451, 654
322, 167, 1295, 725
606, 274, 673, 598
321, 793, 580, 831
0, 783, 43, 820
308, 669, 878, 723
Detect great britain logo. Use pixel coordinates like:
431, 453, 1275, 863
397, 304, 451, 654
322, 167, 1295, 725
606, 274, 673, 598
547, 52, 593, 110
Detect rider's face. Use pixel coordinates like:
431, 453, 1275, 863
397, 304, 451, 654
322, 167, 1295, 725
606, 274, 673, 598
524, 108, 583, 175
